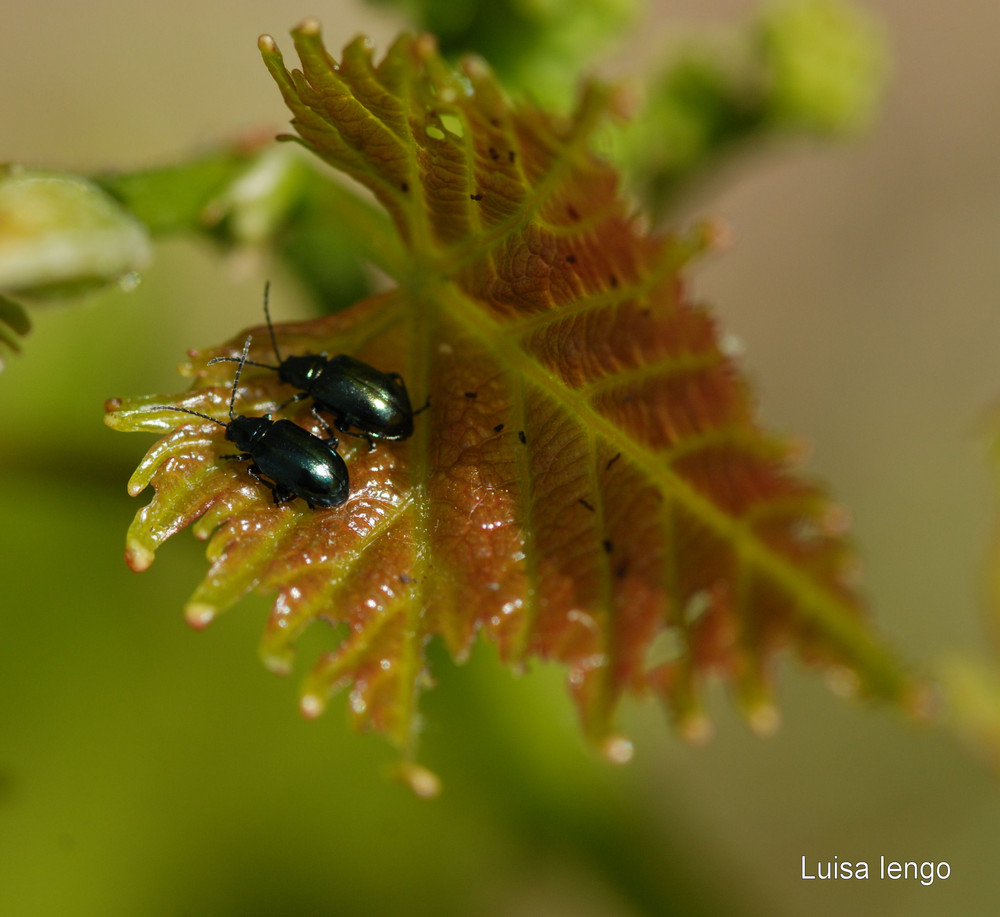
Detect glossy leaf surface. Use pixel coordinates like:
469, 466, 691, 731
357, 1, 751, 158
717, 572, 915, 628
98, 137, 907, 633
106, 23, 919, 760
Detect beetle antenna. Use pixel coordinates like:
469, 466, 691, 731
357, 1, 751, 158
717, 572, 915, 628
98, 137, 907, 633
229, 335, 253, 421
147, 405, 227, 428
207, 355, 279, 370
263, 281, 284, 365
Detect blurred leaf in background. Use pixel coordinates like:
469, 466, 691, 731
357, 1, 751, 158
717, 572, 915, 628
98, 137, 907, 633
0, 166, 150, 299
364, 0, 642, 107
613, 0, 889, 216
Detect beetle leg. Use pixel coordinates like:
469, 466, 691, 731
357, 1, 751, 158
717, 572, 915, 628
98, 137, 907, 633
412, 395, 431, 416
335, 426, 375, 451
245, 463, 287, 505
310, 404, 337, 441
321, 433, 342, 451
245, 462, 269, 489
275, 392, 307, 414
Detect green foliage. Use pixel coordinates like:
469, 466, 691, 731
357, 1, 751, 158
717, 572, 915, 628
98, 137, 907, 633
757, 0, 888, 133
94, 146, 393, 312
0, 166, 150, 298
617, 0, 889, 214
363, 0, 641, 106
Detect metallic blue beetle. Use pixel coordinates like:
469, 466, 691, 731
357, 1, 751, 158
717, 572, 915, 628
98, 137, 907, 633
210, 284, 426, 449
152, 336, 349, 509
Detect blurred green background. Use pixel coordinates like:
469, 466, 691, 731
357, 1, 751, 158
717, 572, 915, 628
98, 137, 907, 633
3, 1, 1000, 914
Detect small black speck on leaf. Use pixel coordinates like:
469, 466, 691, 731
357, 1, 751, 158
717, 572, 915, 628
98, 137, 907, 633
606, 452, 621, 471
518, 430, 527, 444
493, 423, 505, 433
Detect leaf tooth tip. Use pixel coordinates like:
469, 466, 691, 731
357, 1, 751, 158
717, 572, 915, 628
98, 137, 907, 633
125, 541, 155, 572
824, 665, 861, 699
257, 34, 276, 53
296, 17, 321, 36
702, 216, 734, 252
784, 435, 814, 467
834, 557, 864, 591
393, 762, 441, 799
718, 332, 746, 359
184, 602, 217, 630
902, 677, 943, 723
261, 649, 293, 677
300, 692, 325, 719
747, 702, 781, 737
821, 502, 853, 536
600, 735, 634, 765
679, 714, 713, 745
608, 82, 640, 121
413, 33, 438, 59
461, 54, 489, 81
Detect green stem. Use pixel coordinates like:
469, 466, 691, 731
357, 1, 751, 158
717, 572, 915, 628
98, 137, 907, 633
94, 144, 405, 311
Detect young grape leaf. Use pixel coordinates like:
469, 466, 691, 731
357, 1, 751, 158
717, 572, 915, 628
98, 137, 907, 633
106, 22, 923, 767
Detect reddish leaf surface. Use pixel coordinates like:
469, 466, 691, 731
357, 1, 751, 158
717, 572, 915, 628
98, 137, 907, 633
106, 23, 921, 765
